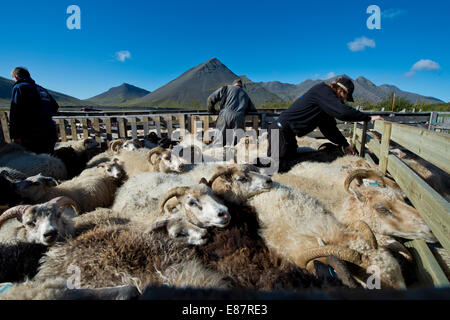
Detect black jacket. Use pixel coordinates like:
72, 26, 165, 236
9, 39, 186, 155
277, 82, 371, 147
207, 85, 256, 114
9, 78, 59, 140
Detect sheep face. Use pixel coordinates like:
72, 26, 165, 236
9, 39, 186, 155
348, 186, 436, 243
149, 148, 185, 173
1, 198, 77, 245
181, 184, 230, 228
83, 138, 100, 150
122, 139, 141, 151
13, 174, 58, 201
210, 165, 273, 204
99, 159, 126, 180
150, 216, 209, 246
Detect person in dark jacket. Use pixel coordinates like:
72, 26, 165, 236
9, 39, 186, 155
207, 79, 257, 147
9, 67, 59, 154
267, 76, 383, 173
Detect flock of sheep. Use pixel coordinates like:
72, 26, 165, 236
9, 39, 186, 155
0, 127, 444, 300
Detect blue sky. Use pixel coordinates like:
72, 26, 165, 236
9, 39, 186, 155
0, 0, 448, 102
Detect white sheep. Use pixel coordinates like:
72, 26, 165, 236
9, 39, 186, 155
0, 143, 67, 181
245, 181, 406, 289
0, 197, 78, 245
272, 159, 436, 243
13, 159, 126, 214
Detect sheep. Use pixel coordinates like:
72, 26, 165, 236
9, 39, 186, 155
0, 242, 48, 283
33, 224, 231, 292
0, 143, 67, 180
0, 278, 140, 300
390, 148, 450, 201
243, 181, 406, 289
149, 165, 355, 289
13, 159, 126, 214
272, 161, 437, 243
55, 137, 100, 154
113, 146, 185, 178
84, 139, 144, 169
0, 170, 25, 207
111, 163, 260, 222
194, 201, 348, 291
0, 196, 78, 245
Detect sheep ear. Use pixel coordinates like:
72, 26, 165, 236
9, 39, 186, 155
199, 177, 210, 186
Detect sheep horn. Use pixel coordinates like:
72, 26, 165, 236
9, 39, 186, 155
208, 167, 235, 186
148, 219, 170, 232
296, 245, 365, 269
0, 205, 32, 229
384, 240, 413, 262
110, 139, 125, 153
147, 147, 165, 165
318, 143, 336, 151
344, 169, 386, 194
159, 187, 190, 214
132, 139, 143, 148
346, 220, 378, 249
48, 196, 79, 215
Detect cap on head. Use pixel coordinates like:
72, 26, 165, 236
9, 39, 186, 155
335, 76, 355, 102
232, 79, 243, 87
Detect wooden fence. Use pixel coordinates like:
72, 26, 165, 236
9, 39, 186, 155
352, 120, 450, 288
0, 111, 278, 145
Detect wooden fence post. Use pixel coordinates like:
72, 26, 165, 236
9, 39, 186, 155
153, 116, 161, 137
81, 119, 89, 139
93, 118, 101, 143
70, 119, 78, 141
359, 121, 368, 157
105, 118, 112, 141
58, 119, 67, 142
379, 121, 392, 174
429, 112, 438, 131
351, 122, 358, 149
0, 112, 11, 143
130, 117, 137, 139
118, 118, 127, 139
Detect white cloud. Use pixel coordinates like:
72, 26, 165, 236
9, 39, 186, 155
326, 72, 336, 79
348, 37, 376, 52
382, 8, 406, 19
411, 59, 441, 71
116, 50, 131, 62
404, 59, 441, 77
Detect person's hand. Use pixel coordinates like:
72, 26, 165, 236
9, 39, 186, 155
370, 115, 385, 122
342, 145, 355, 155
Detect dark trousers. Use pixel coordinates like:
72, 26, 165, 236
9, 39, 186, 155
20, 133, 57, 154
267, 122, 302, 173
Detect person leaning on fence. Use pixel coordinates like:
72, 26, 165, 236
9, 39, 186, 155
9, 67, 59, 154
207, 79, 257, 147
268, 76, 384, 173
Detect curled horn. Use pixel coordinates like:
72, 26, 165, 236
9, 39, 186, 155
346, 220, 378, 249
48, 196, 79, 215
318, 143, 337, 151
132, 138, 143, 148
296, 245, 366, 269
159, 187, 190, 214
147, 147, 165, 165
0, 205, 32, 229
208, 167, 235, 186
110, 139, 125, 153
148, 219, 170, 232
344, 169, 386, 194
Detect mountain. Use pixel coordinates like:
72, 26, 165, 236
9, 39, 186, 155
0, 76, 87, 107
259, 76, 444, 105
86, 83, 150, 106
128, 58, 284, 108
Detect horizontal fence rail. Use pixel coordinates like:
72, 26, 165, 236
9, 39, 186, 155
353, 120, 450, 288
